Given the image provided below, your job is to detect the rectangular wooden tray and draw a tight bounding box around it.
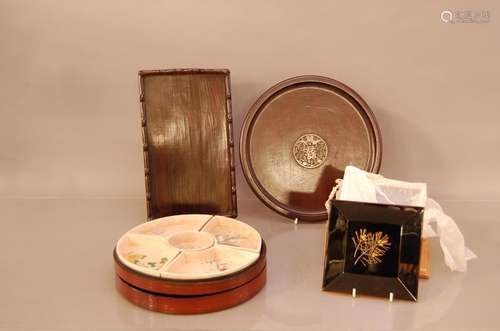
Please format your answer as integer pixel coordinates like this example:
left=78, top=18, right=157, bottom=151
left=139, top=69, right=237, bottom=220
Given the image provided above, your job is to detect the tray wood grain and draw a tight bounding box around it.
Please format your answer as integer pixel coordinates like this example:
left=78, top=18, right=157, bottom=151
left=139, top=69, right=237, bottom=220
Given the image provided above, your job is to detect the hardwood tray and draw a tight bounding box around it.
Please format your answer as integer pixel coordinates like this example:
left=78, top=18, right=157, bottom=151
left=240, top=76, right=382, bottom=221
left=139, top=69, right=237, bottom=220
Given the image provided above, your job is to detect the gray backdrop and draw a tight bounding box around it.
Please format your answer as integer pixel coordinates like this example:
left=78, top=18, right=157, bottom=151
left=1, top=0, right=498, bottom=202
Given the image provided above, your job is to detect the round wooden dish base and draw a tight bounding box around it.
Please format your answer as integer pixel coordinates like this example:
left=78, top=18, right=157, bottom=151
left=115, top=264, right=267, bottom=314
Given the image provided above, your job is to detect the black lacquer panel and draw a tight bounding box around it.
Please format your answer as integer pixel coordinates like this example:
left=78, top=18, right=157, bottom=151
left=322, top=199, right=423, bottom=301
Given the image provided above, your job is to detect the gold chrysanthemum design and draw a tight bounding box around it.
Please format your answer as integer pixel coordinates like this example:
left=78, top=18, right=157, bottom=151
left=352, top=229, right=391, bottom=266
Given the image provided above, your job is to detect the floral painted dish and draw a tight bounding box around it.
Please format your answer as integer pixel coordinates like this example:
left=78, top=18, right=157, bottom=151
left=116, top=214, right=262, bottom=280
left=118, top=234, right=179, bottom=277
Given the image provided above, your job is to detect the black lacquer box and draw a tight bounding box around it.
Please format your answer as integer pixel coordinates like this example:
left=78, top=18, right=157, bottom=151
left=322, top=199, right=424, bottom=301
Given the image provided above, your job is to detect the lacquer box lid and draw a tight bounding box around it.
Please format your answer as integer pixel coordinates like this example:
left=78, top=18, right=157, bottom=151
left=240, top=75, right=382, bottom=221
left=323, top=199, right=424, bottom=301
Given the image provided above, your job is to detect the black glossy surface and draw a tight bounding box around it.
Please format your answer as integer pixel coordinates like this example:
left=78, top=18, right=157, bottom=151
left=323, top=199, right=423, bottom=301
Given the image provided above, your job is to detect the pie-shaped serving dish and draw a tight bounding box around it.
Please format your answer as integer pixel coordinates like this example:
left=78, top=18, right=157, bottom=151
left=240, top=76, right=382, bottom=221
left=114, top=214, right=266, bottom=314
left=116, top=214, right=262, bottom=280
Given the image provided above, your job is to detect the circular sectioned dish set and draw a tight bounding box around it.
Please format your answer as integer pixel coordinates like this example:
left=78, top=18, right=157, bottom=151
left=114, top=214, right=266, bottom=314
left=114, top=75, right=382, bottom=314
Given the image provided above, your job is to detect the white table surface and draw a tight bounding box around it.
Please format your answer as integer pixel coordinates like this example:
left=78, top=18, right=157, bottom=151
left=0, top=198, right=496, bottom=331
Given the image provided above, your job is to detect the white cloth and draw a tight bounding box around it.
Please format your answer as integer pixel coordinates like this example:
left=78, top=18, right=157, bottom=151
left=326, top=166, right=476, bottom=272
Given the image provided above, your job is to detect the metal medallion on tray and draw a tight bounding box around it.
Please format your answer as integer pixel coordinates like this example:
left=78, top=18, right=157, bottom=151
left=293, top=133, right=328, bottom=169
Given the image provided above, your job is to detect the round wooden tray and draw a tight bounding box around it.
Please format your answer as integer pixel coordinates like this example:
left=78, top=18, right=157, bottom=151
left=240, top=75, right=382, bottom=221
left=115, top=264, right=267, bottom=314
left=113, top=242, right=267, bottom=296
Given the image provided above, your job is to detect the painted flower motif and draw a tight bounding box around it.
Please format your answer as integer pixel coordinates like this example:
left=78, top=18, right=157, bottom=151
left=215, top=234, right=246, bottom=247
left=206, top=259, right=231, bottom=272
left=125, top=252, right=169, bottom=269
left=126, top=252, right=146, bottom=264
